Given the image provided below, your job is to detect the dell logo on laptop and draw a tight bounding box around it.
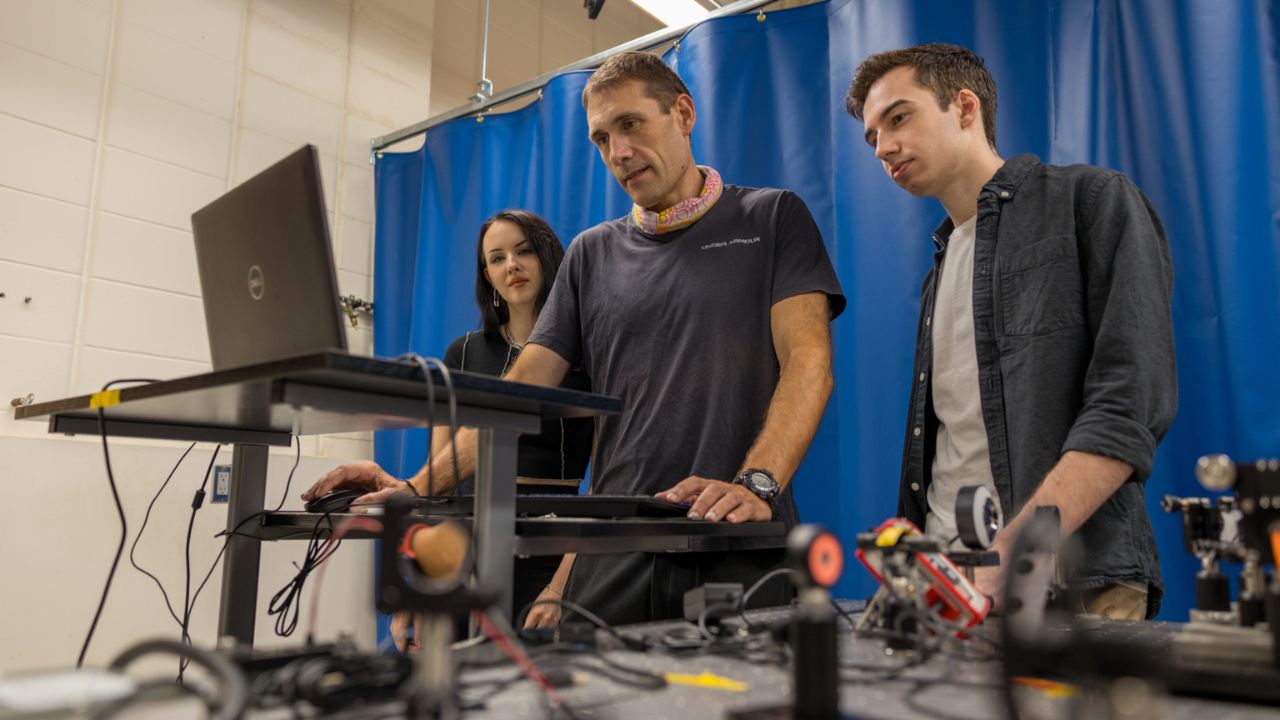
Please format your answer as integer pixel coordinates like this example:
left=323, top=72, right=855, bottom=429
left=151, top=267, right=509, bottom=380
left=248, top=265, right=265, bottom=300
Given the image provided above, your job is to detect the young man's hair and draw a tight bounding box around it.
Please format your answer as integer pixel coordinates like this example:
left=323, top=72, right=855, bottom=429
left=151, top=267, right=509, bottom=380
left=581, top=50, right=691, bottom=111
left=846, top=43, right=998, bottom=149
left=475, top=209, right=565, bottom=338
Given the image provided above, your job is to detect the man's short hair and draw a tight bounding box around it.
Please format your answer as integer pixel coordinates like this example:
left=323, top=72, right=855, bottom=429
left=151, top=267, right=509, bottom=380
left=846, top=43, right=998, bottom=149
left=582, top=50, right=691, bottom=111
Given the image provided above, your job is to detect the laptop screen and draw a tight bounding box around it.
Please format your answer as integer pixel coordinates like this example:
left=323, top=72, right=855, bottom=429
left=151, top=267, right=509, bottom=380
left=190, top=145, right=347, bottom=371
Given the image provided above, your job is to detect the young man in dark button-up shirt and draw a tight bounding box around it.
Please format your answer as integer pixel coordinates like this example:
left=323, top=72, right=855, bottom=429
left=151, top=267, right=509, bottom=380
left=845, top=44, right=1176, bottom=619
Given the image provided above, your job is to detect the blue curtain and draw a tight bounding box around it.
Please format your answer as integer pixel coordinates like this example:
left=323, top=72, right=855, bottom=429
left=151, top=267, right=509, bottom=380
left=374, top=0, right=1280, bottom=620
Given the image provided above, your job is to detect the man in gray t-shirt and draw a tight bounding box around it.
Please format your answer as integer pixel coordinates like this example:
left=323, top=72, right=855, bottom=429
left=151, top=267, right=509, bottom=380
left=304, top=51, right=844, bottom=626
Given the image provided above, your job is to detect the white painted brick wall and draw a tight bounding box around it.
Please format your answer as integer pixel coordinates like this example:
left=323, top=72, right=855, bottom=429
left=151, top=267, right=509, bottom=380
left=0, top=114, right=96, bottom=205
left=113, top=21, right=239, bottom=119
left=0, top=260, right=82, bottom=343
left=0, top=188, right=89, bottom=274
left=92, top=213, right=201, bottom=297
left=0, top=0, right=112, bottom=74
left=105, top=83, right=233, bottom=178
left=0, top=42, right=104, bottom=139
left=97, top=147, right=228, bottom=231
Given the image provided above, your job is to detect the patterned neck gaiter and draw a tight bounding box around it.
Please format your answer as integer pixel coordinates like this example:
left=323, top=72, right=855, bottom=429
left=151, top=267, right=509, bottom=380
left=630, top=166, right=723, bottom=234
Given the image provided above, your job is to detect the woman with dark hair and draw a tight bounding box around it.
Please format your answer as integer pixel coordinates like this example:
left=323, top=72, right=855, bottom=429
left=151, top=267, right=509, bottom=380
left=394, top=210, right=592, bottom=649
left=440, top=209, right=592, bottom=492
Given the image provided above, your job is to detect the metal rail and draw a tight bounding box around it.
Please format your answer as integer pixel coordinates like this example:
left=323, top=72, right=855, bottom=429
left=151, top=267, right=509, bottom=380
left=370, top=0, right=778, bottom=152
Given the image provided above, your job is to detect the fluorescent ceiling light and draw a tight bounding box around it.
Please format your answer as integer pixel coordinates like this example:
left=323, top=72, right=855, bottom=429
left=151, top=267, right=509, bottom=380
left=630, top=0, right=710, bottom=28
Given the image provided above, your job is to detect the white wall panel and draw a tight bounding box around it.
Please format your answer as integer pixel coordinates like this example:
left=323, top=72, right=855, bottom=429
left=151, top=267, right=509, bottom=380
left=0, top=437, right=374, bottom=671
left=106, top=84, right=233, bottom=178
left=359, top=0, right=434, bottom=30
left=0, top=43, right=103, bottom=139
left=252, top=0, right=352, bottom=54
left=82, top=279, right=211, bottom=363
left=338, top=162, right=374, bottom=224
left=337, top=269, right=372, bottom=302
left=240, top=72, right=343, bottom=159
left=245, top=16, right=348, bottom=106
left=232, top=128, right=339, bottom=211
left=0, top=187, right=88, bottom=274
left=0, top=260, right=81, bottom=343
left=350, top=2, right=432, bottom=91
left=118, top=0, right=246, bottom=61
left=113, top=22, right=238, bottom=119
left=342, top=112, right=394, bottom=166
left=347, top=60, right=431, bottom=130
left=97, top=147, right=226, bottom=231
left=539, top=16, right=585, bottom=74
left=74, top=346, right=210, bottom=395
left=338, top=216, right=372, bottom=276
left=0, top=0, right=111, bottom=74
left=0, top=114, right=95, bottom=205
left=0, top=336, right=71, bottom=438
left=92, top=212, right=201, bottom=297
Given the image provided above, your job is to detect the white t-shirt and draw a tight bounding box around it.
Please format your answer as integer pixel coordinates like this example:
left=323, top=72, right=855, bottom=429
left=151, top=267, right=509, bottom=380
left=926, top=215, right=1002, bottom=543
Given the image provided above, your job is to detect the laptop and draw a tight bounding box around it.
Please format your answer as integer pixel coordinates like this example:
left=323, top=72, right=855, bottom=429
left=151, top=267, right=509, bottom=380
left=190, top=145, right=347, bottom=371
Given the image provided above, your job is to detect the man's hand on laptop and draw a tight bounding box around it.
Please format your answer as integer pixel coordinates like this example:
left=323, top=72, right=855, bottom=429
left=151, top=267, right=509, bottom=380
left=658, top=477, right=772, bottom=523
left=302, top=460, right=411, bottom=505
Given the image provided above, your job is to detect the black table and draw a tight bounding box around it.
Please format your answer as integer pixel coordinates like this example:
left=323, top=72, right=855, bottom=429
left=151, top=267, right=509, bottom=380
left=16, top=351, right=785, bottom=646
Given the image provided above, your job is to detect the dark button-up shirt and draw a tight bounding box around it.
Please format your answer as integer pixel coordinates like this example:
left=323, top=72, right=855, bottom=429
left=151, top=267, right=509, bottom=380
left=898, top=154, right=1177, bottom=616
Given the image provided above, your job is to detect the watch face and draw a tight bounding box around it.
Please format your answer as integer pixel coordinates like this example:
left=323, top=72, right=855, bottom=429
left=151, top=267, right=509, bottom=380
left=747, top=471, right=777, bottom=496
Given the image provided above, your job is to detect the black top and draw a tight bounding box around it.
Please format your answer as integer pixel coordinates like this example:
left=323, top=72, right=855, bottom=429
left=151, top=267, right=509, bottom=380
left=899, top=154, right=1175, bottom=616
left=444, top=330, right=594, bottom=493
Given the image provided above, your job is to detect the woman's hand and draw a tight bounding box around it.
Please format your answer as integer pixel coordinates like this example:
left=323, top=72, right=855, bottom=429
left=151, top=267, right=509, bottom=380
left=391, top=611, right=423, bottom=652
left=523, top=584, right=564, bottom=629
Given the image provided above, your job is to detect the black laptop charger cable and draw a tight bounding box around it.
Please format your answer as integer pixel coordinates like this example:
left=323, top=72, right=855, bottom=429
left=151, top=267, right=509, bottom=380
left=178, top=445, right=222, bottom=680
left=185, top=435, right=301, bottom=643
left=398, top=353, right=460, bottom=499
left=77, top=378, right=161, bottom=669
left=130, top=441, right=199, bottom=628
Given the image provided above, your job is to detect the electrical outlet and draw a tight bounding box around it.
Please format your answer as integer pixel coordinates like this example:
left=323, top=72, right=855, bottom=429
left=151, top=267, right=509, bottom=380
left=212, top=464, right=231, bottom=503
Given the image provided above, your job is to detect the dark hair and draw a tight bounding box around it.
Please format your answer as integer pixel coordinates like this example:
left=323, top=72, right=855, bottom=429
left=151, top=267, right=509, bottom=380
left=582, top=50, right=691, bottom=111
left=846, top=43, right=998, bottom=149
left=475, top=209, right=565, bottom=338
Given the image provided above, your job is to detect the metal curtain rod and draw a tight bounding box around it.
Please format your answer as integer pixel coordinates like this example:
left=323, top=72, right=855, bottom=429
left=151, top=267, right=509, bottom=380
left=370, top=0, right=779, bottom=152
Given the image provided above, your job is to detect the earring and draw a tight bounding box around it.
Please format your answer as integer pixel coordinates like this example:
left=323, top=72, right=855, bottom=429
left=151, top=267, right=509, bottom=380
left=492, top=288, right=500, bottom=307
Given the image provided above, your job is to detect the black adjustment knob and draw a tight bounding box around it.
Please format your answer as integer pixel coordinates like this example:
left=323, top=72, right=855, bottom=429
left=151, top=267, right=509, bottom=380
left=1196, top=569, right=1231, bottom=612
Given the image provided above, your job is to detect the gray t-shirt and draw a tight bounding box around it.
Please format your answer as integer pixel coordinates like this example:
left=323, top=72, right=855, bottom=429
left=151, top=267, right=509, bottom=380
left=528, top=185, right=845, bottom=545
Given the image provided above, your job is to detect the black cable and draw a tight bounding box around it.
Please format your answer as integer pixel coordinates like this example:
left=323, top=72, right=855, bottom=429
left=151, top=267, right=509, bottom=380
left=178, top=445, right=222, bottom=680
left=88, top=678, right=209, bottom=720
left=531, top=644, right=667, bottom=690
left=77, top=377, right=161, bottom=669
left=399, top=354, right=461, bottom=498
left=830, top=599, right=858, bottom=627
left=186, top=436, right=302, bottom=636
left=517, top=598, right=643, bottom=650
left=739, top=567, right=795, bottom=631
left=129, top=442, right=198, bottom=627
left=98, top=637, right=248, bottom=720
left=268, top=511, right=344, bottom=638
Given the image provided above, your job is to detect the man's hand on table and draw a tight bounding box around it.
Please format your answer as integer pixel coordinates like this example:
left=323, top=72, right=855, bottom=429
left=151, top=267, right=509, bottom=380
left=301, top=460, right=412, bottom=505
left=658, top=476, right=773, bottom=523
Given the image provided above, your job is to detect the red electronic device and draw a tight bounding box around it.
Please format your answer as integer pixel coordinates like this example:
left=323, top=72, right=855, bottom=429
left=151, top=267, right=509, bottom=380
left=854, top=518, right=990, bottom=630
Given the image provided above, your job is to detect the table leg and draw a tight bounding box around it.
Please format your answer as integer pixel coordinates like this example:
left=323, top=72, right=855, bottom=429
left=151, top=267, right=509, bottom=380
left=217, top=443, right=269, bottom=647
left=474, top=428, right=517, bottom=619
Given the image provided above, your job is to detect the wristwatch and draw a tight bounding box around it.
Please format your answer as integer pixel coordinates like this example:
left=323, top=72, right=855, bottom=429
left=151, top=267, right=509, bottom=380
left=733, top=468, right=781, bottom=507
